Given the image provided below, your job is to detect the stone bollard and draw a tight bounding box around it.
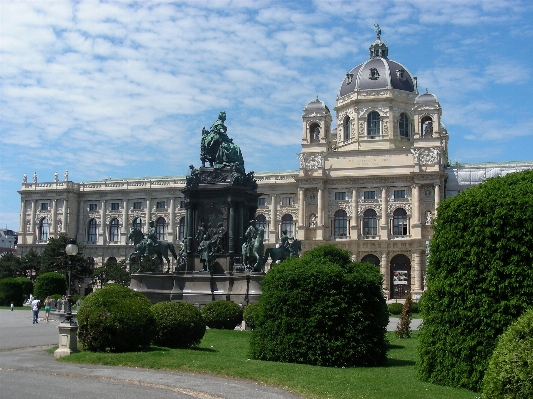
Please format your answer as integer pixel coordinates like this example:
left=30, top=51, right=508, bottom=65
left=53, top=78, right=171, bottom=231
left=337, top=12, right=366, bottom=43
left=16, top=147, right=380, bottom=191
left=54, top=322, right=78, bottom=358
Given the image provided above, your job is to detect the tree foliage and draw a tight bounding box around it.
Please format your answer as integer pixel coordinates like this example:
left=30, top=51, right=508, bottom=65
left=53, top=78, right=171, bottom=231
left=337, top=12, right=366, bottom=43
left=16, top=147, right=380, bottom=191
left=0, top=252, right=22, bottom=279
left=0, top=278, right=25, bottom=306
left=151, top=301, right=205, bottom=348
left=92, top=258, right=130, bottom=288
left=482, top=307, right=533, bottom=398
left=417, top=170, right=533, bottom=391
left=34, top=272, right=67, bottom=299
left=20, top=249, right=41, bottom=281
left=39, top=234, right=88, bottom=281
left=201, top=300, right=243, bottom=330
left=395, top=291, right=413, bottom=338
left=250, top=245, right=388, bottom=367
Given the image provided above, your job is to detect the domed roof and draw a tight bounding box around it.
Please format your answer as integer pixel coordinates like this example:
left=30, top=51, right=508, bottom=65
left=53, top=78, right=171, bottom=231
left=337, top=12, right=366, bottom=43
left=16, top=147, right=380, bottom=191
left=304, top=96, right=330, bottom=113
left=338, top=36, right=416, bottom=97
left=415, top=89, right=438, bottom=103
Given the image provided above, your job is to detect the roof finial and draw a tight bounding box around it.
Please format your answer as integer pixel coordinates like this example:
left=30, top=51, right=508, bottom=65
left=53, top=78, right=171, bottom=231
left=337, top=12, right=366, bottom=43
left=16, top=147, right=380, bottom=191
left=374, top=22, right=381, bottom=40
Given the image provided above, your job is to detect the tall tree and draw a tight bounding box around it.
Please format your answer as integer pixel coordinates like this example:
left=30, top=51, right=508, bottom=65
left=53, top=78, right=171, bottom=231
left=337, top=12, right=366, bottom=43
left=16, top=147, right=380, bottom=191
left=0, top=252, right=22, bottom=279
left=39, top=234, right=88, bottom=281
left=92, top=258, right=130, bottom=289
left=20, top=249, right=40, bottom=281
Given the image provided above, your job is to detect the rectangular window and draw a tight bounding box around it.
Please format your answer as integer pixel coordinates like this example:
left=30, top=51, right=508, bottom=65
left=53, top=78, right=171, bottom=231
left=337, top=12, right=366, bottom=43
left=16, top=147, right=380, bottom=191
left=89, top=203, right=98, bottom=212
left=394, top=190, right=406, bottom=199
left=258, top=198, right=266, bottom=206
left=363, top=191, right=376, bottom=200
left=111, top=202, right=119, bottom=211
left=156, top=201, right=165, bottom=209
left=133, top=202, right=142, bottom=210
left=281, top=197, right=293, bottom=206
left=40, top=203, right=49, bottom=211
left=335, top=192, right=346, bottom=201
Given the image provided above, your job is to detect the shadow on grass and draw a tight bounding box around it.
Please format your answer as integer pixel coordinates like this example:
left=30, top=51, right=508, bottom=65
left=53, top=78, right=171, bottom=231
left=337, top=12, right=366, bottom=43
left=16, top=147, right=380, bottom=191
left=144, top=346, right=218, bottom=353
left=384, top=357, right=416, bottom=367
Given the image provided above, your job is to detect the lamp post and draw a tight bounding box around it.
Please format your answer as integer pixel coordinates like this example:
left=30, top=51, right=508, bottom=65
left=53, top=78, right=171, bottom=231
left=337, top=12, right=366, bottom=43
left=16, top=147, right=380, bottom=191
left=64, top=239, right=78, bottom=325
left=55, top=238, right=79, bottom=358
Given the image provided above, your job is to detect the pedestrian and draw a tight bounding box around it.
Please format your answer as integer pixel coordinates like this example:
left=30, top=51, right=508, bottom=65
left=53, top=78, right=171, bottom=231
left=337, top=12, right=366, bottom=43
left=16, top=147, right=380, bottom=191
left=10, top=301, right=14, bottom=311
left=44, top=296, right=52, bottom=322
left=31, top=296, right=40, bottom=324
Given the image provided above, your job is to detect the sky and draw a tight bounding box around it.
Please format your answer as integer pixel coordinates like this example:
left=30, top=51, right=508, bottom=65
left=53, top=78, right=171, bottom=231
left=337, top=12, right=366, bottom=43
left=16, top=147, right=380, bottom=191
left=1, top=0, right=532, bottom=232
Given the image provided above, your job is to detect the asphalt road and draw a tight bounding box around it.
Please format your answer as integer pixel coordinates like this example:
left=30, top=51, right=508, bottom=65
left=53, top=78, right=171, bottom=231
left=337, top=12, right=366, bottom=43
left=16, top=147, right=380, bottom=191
left=0, top=309, right=421, bottom=399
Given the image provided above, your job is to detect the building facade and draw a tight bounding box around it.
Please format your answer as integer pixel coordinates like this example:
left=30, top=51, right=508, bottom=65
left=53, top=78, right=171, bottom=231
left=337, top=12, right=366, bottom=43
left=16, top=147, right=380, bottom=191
left=17, top=36, right=533, bottom=299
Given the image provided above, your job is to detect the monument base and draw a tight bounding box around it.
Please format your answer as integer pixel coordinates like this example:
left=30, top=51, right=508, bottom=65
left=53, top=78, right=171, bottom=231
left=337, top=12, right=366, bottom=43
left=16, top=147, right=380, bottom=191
left=130, top=271, right=263, bottom=306
left=54, top=323, right=79, bottom=358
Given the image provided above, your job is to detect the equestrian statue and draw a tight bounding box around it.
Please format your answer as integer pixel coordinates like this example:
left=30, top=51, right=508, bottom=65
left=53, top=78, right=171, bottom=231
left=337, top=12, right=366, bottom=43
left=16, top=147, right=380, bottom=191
left=263, top=229, right=302, bottom=266
left=128, top=221, right=178, bottom=273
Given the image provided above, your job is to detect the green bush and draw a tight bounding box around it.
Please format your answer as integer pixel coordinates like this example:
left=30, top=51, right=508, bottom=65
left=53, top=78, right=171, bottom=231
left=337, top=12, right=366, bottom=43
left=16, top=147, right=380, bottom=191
left=482, top=308, right=533, bottom=398
left=0, top=278, right=24, bottom=306
left=77, top=284, right=154, bottom=352
left=151, top=301, right=206, bottom=348
left=249, top=245, right=389, bottom=367
left=243, top=302, right=260, bottom=330
left=201, top=300, right=243, bottom=330
left=411, top=301, right=419, bottom=314
left=34, top=272, right=66, bottom=299
left=15, top=277, right=33, bottom=299
left=388, top=303, right=403, bottom=315
left=418, top=170, right=533, bottom=391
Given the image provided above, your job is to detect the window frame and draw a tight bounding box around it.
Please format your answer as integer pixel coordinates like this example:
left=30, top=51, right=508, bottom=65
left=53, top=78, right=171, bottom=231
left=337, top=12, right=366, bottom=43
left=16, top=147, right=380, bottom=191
left=334, top=209, right=348, bottom=237
left=392, top=208, right=408, bottom=236
left=367, top=111, right=381, bottom=136
left=156, top=217, right=166, bottom=241
left=110, top=202, right=120, bottom=211
left=281, top=214, right=294, bottom=237
left=109, top=218, right=120, bottom=242
left=133, top=201, right=142, bottom=210
left=363, top=209, right=378, bottom=236
left=363, top=190, right=376, bottom=200
left=87, top=218, right=98, bottom=243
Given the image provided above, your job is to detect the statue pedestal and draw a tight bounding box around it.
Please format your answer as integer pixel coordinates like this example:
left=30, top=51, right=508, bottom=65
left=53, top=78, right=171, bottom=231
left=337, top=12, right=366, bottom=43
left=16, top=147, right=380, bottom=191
left=54, top=323, right=79, bottom=358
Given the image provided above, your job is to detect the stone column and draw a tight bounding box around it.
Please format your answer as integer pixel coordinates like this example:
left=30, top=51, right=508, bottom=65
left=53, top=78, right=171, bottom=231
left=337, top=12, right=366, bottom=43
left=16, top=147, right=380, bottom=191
left=145, top=199, right=151, bottom=228
left=381, top=252, right=390, bottom=299
left=270, top=194, right=277, bottom=243
left=30, top=200, right=36, bottom=243
left=317, top=187, right=324, bottom=240
left=411, top=184, right=421, bottom=239
left=122, top=199, right=128, bottom=243
left=434, top=183, right=441, bottom=214
left=51, top=199, right=57, bottom=237
left=169, top=198, right=175, bottom=243
left=413, top=251, right=423, bottom=292
left=62, top=198, right=68, bottom=233
left=380, top=187, right=388, bottom=239
left=297, top=187, right=305, bottom=240
left=350, top=188, right=358, bottom=238
left=19, top=200, right=26, bottom=244
left=100, top=200, right=106, bottom=245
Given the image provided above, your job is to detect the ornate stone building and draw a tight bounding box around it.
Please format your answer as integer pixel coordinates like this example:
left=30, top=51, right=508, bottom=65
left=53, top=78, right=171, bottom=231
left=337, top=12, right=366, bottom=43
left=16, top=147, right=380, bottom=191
left=17, top=35, right=533, bottom=299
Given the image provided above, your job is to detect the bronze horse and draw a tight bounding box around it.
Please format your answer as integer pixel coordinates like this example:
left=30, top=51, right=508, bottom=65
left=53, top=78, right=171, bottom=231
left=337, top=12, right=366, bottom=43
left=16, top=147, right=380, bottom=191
left=128, top=228, right=178, bottom=273
left=263, top=238, right=301, bottom=266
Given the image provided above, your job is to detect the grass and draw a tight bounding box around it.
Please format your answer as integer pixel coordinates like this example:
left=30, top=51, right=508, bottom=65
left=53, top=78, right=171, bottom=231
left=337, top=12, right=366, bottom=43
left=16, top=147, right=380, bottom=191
left=57, top=330, right=478, bottom=399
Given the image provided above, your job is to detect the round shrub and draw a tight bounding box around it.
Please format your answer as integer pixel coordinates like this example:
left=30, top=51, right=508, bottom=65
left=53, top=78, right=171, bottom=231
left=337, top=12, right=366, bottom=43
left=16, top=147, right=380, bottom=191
left=34, top=272, right=66, bottom=300
left=201, top=300, right=243, bottom=330
left=482, top=308, right=533, bottom=398
left=243, top=302, right=260, bottom=330
left=0, top=278, right=24, bottom=306
left=250, top=244, right=388, bottom=367
left=388, top=303, right=403, bottom=315
left=77, top=284, right=154, bottom=352
left=15, top=277, right=33, bottom=299
left=418, top=170, right=533, bottom=391
left=151, top=301, right=206, bottom=348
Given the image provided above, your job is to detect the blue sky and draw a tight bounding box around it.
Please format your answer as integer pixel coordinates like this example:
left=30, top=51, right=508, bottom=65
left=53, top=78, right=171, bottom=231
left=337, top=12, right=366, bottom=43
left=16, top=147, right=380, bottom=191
left=1, top=0, right=532, bottom=232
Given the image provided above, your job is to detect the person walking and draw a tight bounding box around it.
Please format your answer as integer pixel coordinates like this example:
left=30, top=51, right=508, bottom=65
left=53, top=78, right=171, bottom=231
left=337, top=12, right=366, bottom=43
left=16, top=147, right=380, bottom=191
left=10, top=301, right=14, bottom=311
left=31, top=296, right=40, bottom=324
left=44, top=296, right=52, bottom=322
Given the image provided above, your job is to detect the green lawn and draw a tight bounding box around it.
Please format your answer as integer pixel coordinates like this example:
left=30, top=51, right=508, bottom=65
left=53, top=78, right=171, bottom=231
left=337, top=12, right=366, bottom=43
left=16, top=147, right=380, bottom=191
left=58, top=330, right=477, bottom=399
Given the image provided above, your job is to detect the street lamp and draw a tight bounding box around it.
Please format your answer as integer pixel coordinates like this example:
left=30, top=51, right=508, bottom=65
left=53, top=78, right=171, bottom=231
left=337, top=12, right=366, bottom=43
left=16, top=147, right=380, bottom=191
left=64, top=239, right=78, bottom=325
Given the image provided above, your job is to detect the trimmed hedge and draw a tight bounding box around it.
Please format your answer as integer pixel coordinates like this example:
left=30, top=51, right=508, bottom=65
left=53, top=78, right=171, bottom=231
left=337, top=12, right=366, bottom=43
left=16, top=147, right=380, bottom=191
left=0, top=278, right=24, bottom=306
left=201, top=300, right=243, bottom=330
left=151, top=301, right=205, bottom=348
left=417, top=170, right=533, bottom=391
left=77, top=284, right=154, bottom=352
left=34, top=272, right=66, bottom=300
left=482, top=308, right=533, bottom=398
left=388, top=303, right=403, bottom=315
left=243, top=302, right=260, bottom=330
left=249, top=245, right=389, bottom=367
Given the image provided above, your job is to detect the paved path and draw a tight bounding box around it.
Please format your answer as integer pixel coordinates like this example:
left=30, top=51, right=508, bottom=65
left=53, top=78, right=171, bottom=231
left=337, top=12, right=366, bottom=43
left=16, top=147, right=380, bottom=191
left=0, top=309, right=422, bottom=399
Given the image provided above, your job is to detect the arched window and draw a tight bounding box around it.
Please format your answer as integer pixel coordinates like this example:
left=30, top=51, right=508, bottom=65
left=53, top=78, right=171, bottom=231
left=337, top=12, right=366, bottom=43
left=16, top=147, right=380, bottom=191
left=363, top=209, right=378, bottom=236
left=309, top=122, right=320, bottom=143
left=256, top=214, right=267, bottom=231
left=399, top=113, right=409, bottom=138
left=156, top=217, right=166, bottom=241
left=178, top=217, right=185, bottom=241
left=87, top=219, right=97, bottom=243
left=361, top=254, right=380, bottom=267
left=393, top=208, right=408, bottom=236
left=367, top=111, right=381, bottom=136
left=39, top=217, right=49, bottom=241
left=281, top=214, right=294, bottom=238
left=421, top=116, right=433, bottom=136
left=109, top=218, right=120, bottom=242
left=132, top=217, right=142, bottom=232
left=343, top=116, right=351, bottom=141
left=334, top=209, right=348, bottom=237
